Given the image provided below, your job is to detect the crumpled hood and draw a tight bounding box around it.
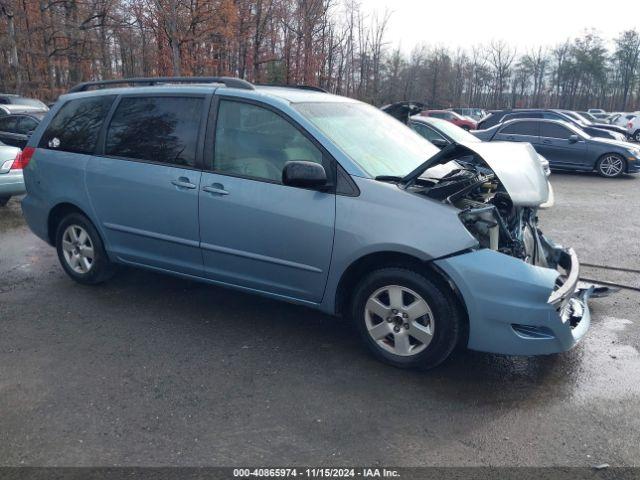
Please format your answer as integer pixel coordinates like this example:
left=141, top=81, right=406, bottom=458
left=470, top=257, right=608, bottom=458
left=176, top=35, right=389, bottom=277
left=458, top=141, right=549, bottom=207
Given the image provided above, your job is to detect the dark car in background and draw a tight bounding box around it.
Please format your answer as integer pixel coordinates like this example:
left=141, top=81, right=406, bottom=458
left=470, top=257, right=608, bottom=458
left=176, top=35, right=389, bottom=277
left=419, top=110, right=477, bottom=130
left=473, top=118, right=640, bottom=177
left=478, top=109, right=627, bottom=141
left=0, top=112, right=46, bottom=149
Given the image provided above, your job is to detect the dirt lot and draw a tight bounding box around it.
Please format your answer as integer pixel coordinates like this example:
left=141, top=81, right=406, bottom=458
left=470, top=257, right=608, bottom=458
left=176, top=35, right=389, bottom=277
left=1, top=172, right=639, bottom=467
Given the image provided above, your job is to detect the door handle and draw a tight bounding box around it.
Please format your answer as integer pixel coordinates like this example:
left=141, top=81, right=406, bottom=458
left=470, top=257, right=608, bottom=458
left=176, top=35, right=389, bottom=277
left=171, top=177, right=196, bottom=189
left=202, top=184, right=229, bottom=195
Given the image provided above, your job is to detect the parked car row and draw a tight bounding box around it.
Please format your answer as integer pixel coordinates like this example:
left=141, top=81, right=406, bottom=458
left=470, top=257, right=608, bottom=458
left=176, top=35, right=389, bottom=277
left=0, top=94, right=48, bottom=205
left=382, top=100, right=639, bottom=178
left=478, top=109, right=628, bottom=141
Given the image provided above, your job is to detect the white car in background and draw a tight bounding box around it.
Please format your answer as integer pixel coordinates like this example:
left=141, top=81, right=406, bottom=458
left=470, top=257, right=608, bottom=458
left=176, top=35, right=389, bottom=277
left=610, top=112, right=637, bottom=128
left=0, top=141, right=24, bottom=207
left=627, top=116, right=640, bottom=142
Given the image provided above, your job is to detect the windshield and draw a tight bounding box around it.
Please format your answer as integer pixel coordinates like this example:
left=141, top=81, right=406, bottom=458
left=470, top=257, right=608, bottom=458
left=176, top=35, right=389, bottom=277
left=422, top=118, right=481, bottom=143
left=295, top=101, right=439, bottom=177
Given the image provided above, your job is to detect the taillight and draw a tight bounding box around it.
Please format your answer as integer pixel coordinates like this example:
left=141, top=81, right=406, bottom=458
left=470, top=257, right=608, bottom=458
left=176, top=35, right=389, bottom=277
left=628, top=122, right=633, bottom=129
left=11, top=147, right=35, bottom=170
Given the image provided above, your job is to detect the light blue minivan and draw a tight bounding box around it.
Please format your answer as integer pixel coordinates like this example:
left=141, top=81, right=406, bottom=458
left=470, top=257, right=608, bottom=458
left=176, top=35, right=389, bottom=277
left=21, top=77, right=591, bottom=369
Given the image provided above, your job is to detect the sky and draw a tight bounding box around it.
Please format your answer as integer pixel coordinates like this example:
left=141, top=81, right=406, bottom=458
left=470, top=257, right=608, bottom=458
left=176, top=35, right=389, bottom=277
left=361, top=0, right=638, bottom=53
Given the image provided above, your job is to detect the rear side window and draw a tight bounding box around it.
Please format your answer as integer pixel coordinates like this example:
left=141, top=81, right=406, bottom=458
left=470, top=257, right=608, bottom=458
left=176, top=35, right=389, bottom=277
left=499, top=121, right=539, bottom=136
left=106, top=96, right=202, bottom=167
left=541, top=123, right=572, bottom=139
left=17, top=117, right=39, bottom=134
left=412, top=123, right=446, bottom=142
left=40, top=95, right=115, bottom=154
left=0, top=116, right=18, bottom=132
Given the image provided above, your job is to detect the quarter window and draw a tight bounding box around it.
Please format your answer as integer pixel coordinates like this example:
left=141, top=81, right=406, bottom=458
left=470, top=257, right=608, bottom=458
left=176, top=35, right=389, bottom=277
left=213, top=100, right=323, bottom=183
left=106, top=96, right=202, bottom=167
left=40, top=96, right=115, bottom=154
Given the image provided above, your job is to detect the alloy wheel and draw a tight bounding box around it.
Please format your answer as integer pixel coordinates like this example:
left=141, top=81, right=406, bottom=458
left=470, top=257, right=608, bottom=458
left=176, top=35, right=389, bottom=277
left=61, top=224, right=95, bottom=274
left=599, top=155, right=624, bottom=177
left=364, top=285, right=434, bottom=356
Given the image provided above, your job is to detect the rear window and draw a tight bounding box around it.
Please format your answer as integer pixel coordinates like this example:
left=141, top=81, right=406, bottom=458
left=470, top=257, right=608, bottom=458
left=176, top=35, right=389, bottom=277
left=40, top=96, right=116, bottom=154
left=105, top=96, right=202, bottom=167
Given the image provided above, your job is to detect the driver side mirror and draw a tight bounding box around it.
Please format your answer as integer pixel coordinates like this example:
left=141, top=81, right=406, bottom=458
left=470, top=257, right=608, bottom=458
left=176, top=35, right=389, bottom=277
left=568, top=134, right=580, bottom=144
left=431, top=138, right=449, bottom=149
left=282, top=161, right=328, bottom=189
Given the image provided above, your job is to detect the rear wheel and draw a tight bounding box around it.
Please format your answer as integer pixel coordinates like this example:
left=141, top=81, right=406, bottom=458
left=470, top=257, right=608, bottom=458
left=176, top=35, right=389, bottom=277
left=596, top=154, right=626, bottom=177
left=55, top=212, right=116, bottom=285
left=0, top=196, right=10, bottom=207
left=350, top=267, right=462, bottom=370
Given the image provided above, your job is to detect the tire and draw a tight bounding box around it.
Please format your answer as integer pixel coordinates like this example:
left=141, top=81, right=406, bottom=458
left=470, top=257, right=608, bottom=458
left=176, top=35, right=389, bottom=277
left=596, top=153, right=626, bottom=178
left=55, top=212, right=116, bottom=285
left=0, top=196, right=10, bottom=207
left=461, top=125, right=470, bottom=131
left=350, top=267, right=462, bottom=370
left=634, top=130, right=640, bottom=143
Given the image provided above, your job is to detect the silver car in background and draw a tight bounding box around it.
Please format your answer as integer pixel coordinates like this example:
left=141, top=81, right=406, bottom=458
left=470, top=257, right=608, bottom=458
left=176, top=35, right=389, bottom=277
left=0, top=141, right=24, bottom=207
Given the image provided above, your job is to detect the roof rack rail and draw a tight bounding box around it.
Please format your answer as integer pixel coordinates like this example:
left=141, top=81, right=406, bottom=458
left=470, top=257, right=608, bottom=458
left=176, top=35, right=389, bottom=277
left=68, top=76, right=255, bottom=93
left=255, top=83, right=328, bottom=93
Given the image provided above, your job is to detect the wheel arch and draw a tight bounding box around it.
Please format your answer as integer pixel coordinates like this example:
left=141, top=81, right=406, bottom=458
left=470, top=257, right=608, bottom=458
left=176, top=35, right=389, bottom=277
left=47, top=202, right=91, bottom=245
left=335, top=251, right=467, bottom=326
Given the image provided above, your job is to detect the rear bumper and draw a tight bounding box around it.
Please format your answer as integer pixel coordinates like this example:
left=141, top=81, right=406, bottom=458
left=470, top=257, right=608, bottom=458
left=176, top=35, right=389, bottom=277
left=435, top=247, right=590, bottom=355
left=0, top=170, right=25, bottom=197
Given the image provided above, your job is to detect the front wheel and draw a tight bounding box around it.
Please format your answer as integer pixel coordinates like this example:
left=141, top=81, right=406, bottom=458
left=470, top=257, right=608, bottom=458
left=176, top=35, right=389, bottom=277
left=596, top=154, right=626, bottom=178
left=55, top=212, right=116, bottom=285
left=350, top=267, right=463, bottom=370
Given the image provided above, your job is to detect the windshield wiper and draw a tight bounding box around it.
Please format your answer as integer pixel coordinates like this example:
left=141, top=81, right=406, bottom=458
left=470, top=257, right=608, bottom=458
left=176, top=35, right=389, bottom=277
left=375, top=175, right=403, bottom=182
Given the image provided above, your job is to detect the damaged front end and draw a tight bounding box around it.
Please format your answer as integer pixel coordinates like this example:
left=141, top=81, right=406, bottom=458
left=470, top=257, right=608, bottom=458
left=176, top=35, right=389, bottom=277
left=404, top=141, right=591, bottom=354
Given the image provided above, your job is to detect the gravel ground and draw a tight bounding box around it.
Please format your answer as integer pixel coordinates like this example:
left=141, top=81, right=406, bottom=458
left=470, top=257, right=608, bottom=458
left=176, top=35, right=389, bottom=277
left=0, top=172, right=639, bottom=467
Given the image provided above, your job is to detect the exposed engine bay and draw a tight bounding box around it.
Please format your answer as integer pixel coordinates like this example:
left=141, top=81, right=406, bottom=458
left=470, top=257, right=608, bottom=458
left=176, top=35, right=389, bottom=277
left=411, top=165, right=551, bottom=267
left=399, top=141, right=559, bottom=269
